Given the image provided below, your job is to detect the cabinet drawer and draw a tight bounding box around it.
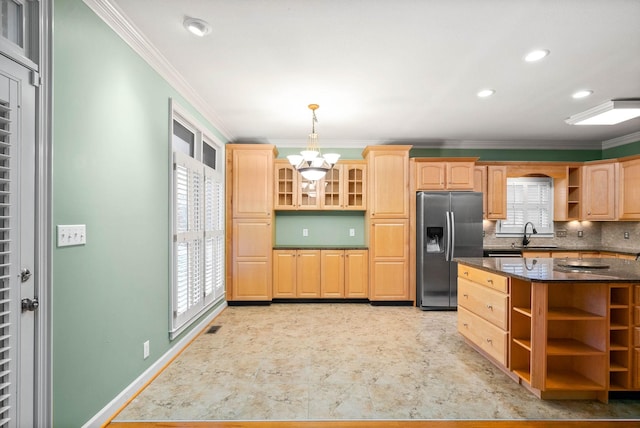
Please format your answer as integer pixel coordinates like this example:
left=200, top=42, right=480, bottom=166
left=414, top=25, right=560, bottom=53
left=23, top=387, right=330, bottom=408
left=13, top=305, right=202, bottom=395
left=458, top=306, right=508, bottom=366
left=458, top=265, right=508, bottom=293
left=458, top=278, right=508, bottom=330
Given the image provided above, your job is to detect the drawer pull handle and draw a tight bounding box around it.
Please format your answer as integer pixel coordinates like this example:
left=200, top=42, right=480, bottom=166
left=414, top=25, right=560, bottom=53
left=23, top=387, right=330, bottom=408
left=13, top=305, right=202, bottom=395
left=486, top=304, right=493, bottom=310
left=463, top=323, right=468, bottom=327
left=463, top=271, right=469, bottom=276
left=463, top=294, right=468, bottom=298
left=486, top=338, right=493, bottom=344
left=486, top=278, right=493, bottom=284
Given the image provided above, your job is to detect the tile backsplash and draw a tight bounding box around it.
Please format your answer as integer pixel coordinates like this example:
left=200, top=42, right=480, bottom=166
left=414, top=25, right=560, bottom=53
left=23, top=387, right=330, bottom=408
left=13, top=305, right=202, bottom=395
left=601, top=221, right=640, bottom=250
left=483, top=221, right=639, bottom=251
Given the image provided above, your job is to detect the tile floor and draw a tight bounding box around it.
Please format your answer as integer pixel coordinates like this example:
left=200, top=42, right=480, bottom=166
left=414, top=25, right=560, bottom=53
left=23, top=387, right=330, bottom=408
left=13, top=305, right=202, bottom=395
left=115, top=303, right=640, bottom=421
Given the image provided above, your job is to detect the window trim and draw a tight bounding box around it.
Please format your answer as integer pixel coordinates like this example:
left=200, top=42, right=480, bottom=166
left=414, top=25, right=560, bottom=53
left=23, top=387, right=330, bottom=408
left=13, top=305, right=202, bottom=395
left=169, top=99, right=225, bottom=340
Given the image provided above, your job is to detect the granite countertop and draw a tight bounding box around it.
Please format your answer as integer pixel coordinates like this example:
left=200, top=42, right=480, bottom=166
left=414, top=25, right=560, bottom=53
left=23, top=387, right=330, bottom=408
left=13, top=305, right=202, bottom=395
left=273, top=245, right=368, bottom=250
left=482, top=245, right=640, bottom=256
left=456, top=257, right=640, bottom=282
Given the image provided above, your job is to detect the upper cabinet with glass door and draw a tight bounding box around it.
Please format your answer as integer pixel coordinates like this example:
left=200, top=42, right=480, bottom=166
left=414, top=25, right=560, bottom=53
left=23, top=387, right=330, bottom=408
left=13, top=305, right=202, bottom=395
left=274, top=159, right=366, bottom=211
left=322, top=161, right=367, bottom=210
left=274, top=160, right=320, bottom=210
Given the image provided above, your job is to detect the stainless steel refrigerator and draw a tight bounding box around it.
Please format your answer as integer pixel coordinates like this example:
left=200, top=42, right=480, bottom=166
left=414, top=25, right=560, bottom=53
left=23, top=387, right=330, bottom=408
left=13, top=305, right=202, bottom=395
left=417, top=192, right=483, bottom=310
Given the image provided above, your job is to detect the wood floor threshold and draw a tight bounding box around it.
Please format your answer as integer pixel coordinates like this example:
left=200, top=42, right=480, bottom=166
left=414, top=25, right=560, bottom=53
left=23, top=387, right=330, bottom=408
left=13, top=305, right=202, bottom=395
left=107, top=420, right=640, bottom=428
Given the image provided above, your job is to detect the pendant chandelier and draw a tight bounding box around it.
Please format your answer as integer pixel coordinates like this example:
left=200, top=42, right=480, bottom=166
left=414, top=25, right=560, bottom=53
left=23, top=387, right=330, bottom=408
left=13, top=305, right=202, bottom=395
left=286, top=104, right=340, bottom=181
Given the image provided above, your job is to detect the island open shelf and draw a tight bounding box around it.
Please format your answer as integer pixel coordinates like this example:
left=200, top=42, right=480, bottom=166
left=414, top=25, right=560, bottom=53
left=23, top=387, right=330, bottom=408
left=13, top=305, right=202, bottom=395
left=456, top=257, right=640, bottom=403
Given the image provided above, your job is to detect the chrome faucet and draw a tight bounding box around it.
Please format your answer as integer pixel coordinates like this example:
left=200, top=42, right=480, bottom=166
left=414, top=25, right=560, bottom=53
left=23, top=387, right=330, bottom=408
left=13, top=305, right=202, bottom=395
left=522, top=222, right=538, bottom=247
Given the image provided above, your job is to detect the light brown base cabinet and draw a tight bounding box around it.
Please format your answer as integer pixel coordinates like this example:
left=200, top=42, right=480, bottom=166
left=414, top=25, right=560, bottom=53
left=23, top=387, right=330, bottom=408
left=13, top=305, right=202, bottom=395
left=272, top=249, right=368, bottom=299
left=458, top=265, right=509, bottom=365
left=634, top=285, right=640, bottom=389
left=369, top=219, right=409, bottom=300
left=458, top=263, right=640, bottom=402
left=231, top=219, right=273, bottom=301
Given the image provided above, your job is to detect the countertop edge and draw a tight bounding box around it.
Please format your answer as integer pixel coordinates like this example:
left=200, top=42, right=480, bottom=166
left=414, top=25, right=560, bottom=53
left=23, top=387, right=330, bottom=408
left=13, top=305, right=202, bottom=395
left=482, top=246, right=639, bottom=256
left=273, top=246, right=368, bottom=250
left=456, top=257, right=640, bottom=283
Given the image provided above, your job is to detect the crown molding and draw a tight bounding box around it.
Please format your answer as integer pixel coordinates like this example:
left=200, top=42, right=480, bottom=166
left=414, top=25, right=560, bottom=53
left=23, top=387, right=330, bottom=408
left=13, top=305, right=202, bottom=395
left=82, top=0, right=234, bottom=141
left=601, top=131, right=640, bottom=150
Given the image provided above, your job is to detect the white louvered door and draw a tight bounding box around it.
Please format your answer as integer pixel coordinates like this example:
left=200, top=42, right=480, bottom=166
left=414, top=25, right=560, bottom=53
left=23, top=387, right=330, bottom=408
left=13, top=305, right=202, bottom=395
left=0, top=54, right=37, bottom=427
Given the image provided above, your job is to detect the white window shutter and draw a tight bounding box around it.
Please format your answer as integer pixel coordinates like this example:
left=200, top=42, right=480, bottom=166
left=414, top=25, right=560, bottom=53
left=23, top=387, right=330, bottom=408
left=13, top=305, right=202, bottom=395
left=498, top=177, right=554, bottom=236
left=171, top=150, right=225, bottom=337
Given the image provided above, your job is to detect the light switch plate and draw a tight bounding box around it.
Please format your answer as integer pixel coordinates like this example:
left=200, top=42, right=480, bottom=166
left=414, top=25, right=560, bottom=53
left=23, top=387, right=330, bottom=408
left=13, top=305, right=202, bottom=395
left=57, top=224, right=87, bottom=247
left=302, top=228, right=309, bottom=237
left=349, top=228, right=355, bottom=237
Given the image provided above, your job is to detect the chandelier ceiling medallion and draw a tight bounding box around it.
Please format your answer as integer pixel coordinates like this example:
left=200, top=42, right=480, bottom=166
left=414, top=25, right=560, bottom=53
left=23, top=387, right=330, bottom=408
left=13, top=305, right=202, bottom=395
left=287, top=104, right=340, bottom=181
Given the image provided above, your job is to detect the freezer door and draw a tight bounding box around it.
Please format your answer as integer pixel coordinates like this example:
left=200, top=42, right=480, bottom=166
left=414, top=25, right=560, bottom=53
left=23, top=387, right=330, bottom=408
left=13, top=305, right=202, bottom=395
left=417, top=192, right=451, bottom=308
left=449, top=192, right=484, bottom=306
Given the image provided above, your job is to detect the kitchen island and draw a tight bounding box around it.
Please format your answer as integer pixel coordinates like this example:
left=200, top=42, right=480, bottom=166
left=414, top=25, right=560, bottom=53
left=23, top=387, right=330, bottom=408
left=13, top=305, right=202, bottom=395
left=455, top=256, right=640, bottom=402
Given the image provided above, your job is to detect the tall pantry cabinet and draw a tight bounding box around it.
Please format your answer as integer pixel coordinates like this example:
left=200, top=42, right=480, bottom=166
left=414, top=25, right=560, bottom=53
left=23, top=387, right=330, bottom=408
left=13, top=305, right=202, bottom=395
left=226, top=144, right=276, bottom=301
left=364, top=146, right=411, bottom=301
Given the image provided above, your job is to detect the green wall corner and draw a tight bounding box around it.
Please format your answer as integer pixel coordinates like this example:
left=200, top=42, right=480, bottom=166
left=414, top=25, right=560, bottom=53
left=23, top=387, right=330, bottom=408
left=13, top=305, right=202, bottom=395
left=53, top=0, right=225, bottom=425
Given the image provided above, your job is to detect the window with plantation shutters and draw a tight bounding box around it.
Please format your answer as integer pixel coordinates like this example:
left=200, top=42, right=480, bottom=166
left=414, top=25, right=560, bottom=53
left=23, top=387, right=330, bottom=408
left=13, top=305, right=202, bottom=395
left=170, top=102, right=225, bottom=339
left=497, top=177, right=554, bottom=236
left=0, top=97, right=15, bottom=426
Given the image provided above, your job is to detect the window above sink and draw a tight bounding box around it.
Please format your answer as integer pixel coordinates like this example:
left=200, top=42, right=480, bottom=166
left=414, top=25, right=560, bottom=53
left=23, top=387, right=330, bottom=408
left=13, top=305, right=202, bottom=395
left=496, top=177, right=554, bottom=238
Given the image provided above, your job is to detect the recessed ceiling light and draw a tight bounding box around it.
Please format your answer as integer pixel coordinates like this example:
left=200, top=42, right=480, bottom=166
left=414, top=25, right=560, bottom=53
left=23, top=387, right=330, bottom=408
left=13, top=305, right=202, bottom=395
left=184, top=17, right=211, bottom=37
left=477, top=89, right=495, bottom=98
left=572, top=90, right=593, bottom=99
left=524, top=49, right=550, bottom=62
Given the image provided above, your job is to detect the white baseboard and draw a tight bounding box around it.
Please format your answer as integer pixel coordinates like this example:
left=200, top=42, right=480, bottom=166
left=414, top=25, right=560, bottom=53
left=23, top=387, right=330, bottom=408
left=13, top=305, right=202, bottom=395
left=82, top=301, right=227, bottom=427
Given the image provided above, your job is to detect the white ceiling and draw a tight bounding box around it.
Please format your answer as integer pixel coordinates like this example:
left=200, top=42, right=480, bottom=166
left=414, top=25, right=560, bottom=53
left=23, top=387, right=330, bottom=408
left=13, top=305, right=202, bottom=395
left=104, top=0, right=640, bottom=149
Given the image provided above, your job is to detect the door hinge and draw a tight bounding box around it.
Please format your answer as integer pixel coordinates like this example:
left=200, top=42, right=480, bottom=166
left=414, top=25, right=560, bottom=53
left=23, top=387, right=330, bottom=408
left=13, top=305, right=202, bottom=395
left=30, top=71, right=41, bottom=87
left=22, top=298, right=39, bottom=312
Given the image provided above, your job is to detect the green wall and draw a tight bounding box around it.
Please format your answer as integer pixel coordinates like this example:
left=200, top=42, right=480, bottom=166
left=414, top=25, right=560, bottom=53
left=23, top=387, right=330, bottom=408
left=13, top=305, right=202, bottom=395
left=276, top=147, right=364, bottom=160
left=276, top=144, right=640, bottom=163
left=602, top=140, right=640, bottom=159
left=409, top=147, right=603, bottom=161
left=275, top=212, right=366, bottom=246
left=52, top=1, right=227, bottom=425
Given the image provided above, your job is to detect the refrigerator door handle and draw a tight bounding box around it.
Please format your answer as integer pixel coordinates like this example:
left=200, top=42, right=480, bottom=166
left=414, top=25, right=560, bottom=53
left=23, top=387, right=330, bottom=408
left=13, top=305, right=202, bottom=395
left=445, top=211, right=451, bottom=261
left=450, top=211, right=456, bottom=260
left=424, top=227, right=427, bottom=252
